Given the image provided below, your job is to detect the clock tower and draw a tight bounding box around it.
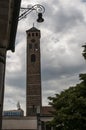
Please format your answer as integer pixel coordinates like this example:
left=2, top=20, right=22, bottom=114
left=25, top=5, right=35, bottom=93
left=26, top=27, right=41, bottom=116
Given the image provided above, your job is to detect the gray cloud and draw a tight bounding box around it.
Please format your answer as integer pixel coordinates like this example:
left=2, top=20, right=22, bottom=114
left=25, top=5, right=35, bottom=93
left=81, top=0, right=86, bottom=2
left=5, top=74, right=26, bottom=89
left=55, top=8, right=84, bottom=32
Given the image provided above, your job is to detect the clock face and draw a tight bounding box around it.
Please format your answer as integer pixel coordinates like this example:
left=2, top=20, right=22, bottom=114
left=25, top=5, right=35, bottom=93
left=31, top=39, right=35, bottom=42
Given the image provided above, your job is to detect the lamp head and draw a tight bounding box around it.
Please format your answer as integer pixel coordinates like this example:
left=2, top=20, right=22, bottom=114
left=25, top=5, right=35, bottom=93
left=37, top=13, right=44, bottom=23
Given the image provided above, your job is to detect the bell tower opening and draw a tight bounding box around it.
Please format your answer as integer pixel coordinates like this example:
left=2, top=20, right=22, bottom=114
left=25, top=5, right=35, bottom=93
left=31, top=54, right=36, bottom=62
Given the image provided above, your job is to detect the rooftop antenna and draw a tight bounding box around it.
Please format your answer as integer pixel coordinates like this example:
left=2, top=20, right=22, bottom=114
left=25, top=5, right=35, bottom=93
left=33, top=23, right=34, bottom=27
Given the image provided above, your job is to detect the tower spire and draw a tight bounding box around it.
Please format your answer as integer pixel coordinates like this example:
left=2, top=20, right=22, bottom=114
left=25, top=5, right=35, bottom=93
left=33, top=23, right=34, bottom=27
left=17, top=101, right=21, bottom=110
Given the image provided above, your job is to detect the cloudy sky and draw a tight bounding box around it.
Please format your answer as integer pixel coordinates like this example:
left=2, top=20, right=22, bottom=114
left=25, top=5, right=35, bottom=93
left=4, top=0, right=86, bottom=114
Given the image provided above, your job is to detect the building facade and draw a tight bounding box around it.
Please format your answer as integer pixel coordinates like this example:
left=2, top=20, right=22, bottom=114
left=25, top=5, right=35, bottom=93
left=26, top=27, right=42, bottom=116
left=0, top=0, right=21, bottom=129
left=3, top=109, right=24, bottom=117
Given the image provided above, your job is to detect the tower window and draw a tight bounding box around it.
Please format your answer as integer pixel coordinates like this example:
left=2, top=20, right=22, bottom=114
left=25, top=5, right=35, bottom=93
left=35, top=44, right=38, bottom=49
left=31, top=54, right=36, bottom=62
left=28, top=33, right=31, bottom=37
left=36, top=33, right=38, bottom=36
left=32, top=33, right=34, bottom=36
left=31, top=39, right=35, bottom=42
left=29, top=44, right=32, bottom=49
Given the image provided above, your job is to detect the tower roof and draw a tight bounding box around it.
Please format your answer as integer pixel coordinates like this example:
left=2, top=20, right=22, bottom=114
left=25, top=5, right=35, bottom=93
left=26, top=27, right=40, bottom=33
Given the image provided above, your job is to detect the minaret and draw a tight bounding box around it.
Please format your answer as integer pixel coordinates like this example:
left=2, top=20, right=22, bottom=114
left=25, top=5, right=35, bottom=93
left=26, top=27, right=41, bottom=116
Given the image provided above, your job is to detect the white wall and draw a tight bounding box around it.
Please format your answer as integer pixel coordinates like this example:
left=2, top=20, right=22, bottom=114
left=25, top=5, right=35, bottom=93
left=2, top=117, right=37, bottom=130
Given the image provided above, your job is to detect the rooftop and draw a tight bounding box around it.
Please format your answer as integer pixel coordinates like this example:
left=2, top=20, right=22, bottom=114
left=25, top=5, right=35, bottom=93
left=26, top=27, right=40, bottom=33
left=41, top=106, right=54, bottom=116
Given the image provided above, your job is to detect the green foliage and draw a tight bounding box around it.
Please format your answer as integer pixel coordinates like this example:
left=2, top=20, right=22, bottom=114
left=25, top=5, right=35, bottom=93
left=48, top=45, right=86, bottom=130
left=48, top=84, right=86, bottom=129
left=82, top=44, right=86, bottom=60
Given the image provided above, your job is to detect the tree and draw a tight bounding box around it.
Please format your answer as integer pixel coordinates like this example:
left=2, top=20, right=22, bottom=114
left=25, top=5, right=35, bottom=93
left=82, top=44, right=86, bottom=60
left=48, top=44, right=86, bottom=130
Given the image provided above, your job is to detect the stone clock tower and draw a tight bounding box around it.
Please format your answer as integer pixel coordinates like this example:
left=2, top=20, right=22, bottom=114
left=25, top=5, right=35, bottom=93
left=26, top=27, right=41, bottom=116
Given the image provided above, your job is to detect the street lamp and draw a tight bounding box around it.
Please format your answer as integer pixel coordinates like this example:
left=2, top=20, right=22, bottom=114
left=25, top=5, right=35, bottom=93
left=19, top=4, right=45, bottom=22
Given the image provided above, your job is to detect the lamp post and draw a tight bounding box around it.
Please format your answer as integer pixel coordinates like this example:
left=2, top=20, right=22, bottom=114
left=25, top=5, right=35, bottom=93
left=37, top=106, right=41, bottom=130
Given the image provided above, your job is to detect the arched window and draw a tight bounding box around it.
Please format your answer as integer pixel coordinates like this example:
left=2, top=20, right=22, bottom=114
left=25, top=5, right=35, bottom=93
left=28, top=33, right=30, bottom=37
left=35, top=44, right=38, bottom=49
left=29, top=44, right=32, bottom=49
left=32, top=33, right=34, bottom=36
left=36, top=33, right=38, bottom=36
left=31, top=54, right=36, bottom=62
